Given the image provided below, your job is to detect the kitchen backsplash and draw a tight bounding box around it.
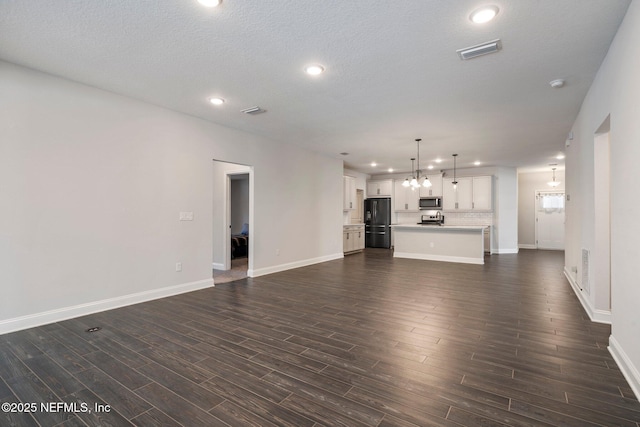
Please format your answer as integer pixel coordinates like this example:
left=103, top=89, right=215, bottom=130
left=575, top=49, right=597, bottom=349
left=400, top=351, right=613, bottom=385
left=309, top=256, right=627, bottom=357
left=396, top=211, right=494, bottom=226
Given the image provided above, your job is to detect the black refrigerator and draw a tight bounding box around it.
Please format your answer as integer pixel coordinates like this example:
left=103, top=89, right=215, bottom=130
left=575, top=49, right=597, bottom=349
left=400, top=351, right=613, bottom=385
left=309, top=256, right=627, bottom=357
left=364, top=198, right=391, bottom=248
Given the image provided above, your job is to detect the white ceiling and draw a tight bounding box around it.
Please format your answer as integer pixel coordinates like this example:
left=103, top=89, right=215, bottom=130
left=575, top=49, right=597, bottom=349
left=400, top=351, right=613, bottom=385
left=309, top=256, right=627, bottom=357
left=0, top=0, right=630, bottom=174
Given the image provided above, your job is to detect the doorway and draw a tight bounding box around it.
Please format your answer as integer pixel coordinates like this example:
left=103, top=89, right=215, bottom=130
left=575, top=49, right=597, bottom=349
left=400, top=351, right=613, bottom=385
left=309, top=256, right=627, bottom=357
left=212, top=160, right=252, bottom=284
left=535, top=191, right=565, bottom=250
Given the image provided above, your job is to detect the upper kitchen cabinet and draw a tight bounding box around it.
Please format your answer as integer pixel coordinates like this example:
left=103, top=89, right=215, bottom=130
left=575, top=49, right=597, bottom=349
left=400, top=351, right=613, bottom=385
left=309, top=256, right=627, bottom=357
left=367, top=179, right=393, bottom=198
left=471, top=176, right=492, bottom=210
left=394, top=180, right=419, bottom=212
left=443, top=176, right=492, bottom=211
left=418, top=173, right=443, bottom=197
left=343, top=175, right=356, bottom=211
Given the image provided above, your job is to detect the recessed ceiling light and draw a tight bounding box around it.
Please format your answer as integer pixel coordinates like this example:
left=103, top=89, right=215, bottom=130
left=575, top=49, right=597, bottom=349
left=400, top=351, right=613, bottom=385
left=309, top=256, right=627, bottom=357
left=371, top=162, right=377, bottom=167
left=556, top=154, right=565, bottom=160
left=427, top=165, right=434, bottom=170
left=198, top=0, right=221, bottom=7
left=388, top=168, right=394, bottom=173
left=550, top=79, right=565, bottom=88
left=435, top=158, right=442, bottom=164
left=470, top=6, right=499, bottom=24
left=474, top=161, right=481, bottom=166
left=209, top=97, right=225, bottom=105
left=305, top=64, right=325, bottom=76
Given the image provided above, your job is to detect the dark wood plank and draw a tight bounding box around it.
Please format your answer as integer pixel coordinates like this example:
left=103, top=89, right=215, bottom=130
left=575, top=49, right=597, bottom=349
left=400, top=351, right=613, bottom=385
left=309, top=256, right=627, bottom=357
left=0, top=346, right=33, bottom=380
left=23, top=354, right=84, bottom=397
left=131, top=408, right=182, bottom=427
left=135, top=381, right=230, bottom=426
left=62, top=388, right=135, bottom=426
left=209, top=399, right=282, bottom=427
left=136, top=361, right=224, bottom=411
left=0, top=395, right=40, bottom=427
left=74, top=367, right=152, bottom=419
left=201, top=375, right=315, bottom=427
left=82, top=351, right=151, bottom=391
left=5, top=372, right=71, bottom=426
left=138, top=347, right=215, bottom=384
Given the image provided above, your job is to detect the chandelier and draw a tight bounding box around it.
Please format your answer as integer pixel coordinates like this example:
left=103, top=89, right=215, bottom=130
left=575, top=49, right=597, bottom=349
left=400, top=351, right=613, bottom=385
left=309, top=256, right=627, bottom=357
left=548, top=167, right=561, bottom=187
left=402, top=138, right=432, bottom=190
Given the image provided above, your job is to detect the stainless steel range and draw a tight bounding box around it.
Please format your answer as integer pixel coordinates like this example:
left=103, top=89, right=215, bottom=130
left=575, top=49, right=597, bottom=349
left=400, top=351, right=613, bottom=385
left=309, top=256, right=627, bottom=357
left=418, top=210, right=444, bottom=226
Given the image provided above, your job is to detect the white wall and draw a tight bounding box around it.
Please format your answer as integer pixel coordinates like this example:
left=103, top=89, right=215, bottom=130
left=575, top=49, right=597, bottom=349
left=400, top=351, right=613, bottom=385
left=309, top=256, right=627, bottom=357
left=565, top=1, right=640, bottom=398
left=518, top=170, right=565, bottom=247
left=0, top=61, right=344, bottom=333
left=494, top=167, right=519, bottom=254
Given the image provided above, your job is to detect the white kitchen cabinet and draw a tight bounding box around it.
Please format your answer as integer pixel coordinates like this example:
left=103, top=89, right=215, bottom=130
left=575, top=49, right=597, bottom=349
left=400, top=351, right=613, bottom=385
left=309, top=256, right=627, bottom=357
left=472, top=176, right=492, bottom=210
left=394, top=180, right=419, bottom=212
left=366, top=180, right=393, bottom=198
left=443, top=176, right=491, bottom=211
left=443, top=178, right=455, bottom=210
left=418, top=173, right=443, bottom=197
left=343, top=225, right=364, bottom=254
left=343, top=176, right=356, bottom=211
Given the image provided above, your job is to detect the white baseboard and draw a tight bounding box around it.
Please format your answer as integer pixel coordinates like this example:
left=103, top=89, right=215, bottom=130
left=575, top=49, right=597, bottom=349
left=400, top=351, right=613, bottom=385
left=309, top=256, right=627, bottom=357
left=563, top=267, right=611, bottom=324
left=519, top=244, right=537, bottom=249
left=494, top=248, right=519, bottom=254
left=393, top=252, right=484, bottom=265
left=248, top=253, right=344, bottom=278
left=0, top=278, right=214, bottom=335
left=609, top=335, right=640, bottom=401
left=212, top=262, right=225, bottom=270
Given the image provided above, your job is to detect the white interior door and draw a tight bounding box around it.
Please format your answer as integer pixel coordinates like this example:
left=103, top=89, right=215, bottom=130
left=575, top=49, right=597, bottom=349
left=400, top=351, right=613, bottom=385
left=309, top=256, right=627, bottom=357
left=536, top=191, right=565, bottom=250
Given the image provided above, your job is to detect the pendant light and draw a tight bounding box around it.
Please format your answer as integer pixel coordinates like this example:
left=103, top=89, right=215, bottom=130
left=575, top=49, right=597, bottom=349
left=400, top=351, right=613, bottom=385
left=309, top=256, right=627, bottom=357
left=452, top=154, right=458, bottom=190
left=402, top=158, right=415, bottom=187
left=411, top=139, right=432, bottom=189
left=547, top=167, right=561, bottom=187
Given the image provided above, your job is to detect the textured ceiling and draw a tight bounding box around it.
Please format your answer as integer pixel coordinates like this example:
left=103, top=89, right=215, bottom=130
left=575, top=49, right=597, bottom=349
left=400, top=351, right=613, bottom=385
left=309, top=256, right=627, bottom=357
left=0, top=0, right=630, bottom=174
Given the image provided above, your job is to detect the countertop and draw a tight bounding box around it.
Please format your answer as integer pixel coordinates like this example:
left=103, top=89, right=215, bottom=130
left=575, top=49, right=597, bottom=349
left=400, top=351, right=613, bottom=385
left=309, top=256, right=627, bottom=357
left=391, top=224, right=487, bottom=231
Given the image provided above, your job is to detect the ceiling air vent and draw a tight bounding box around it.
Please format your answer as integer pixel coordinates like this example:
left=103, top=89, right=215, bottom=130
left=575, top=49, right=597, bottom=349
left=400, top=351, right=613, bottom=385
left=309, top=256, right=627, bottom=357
left=240, top=106, right=266, bottom=115
left=457, top=39, right=502, bottom=60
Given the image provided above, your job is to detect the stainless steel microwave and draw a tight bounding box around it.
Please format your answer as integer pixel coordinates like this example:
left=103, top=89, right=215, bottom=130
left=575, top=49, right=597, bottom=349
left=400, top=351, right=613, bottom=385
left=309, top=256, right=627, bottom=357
left=419, top=197, right=442, bottom=210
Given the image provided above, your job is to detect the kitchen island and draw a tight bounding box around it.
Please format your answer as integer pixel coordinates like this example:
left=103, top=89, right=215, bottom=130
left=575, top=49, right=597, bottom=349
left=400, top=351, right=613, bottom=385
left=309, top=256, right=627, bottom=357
left=391, top=224, right=487, bottom=264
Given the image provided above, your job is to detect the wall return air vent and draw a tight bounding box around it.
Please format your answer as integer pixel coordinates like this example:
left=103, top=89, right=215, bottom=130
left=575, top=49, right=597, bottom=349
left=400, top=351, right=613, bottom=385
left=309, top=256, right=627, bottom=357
left=457, top=39, right=502, bottom=60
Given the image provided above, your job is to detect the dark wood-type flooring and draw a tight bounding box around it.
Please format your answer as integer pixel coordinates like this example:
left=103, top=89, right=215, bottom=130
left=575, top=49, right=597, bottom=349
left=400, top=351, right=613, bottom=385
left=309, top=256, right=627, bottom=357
left=2, top=249, right=640, bottom=426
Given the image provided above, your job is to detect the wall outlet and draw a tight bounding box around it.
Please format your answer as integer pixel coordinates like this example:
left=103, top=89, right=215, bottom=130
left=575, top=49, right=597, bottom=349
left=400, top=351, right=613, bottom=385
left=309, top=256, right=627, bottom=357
left=176, top=262, right=182, bottom=272
left=179, top=212, right=194, bottom=221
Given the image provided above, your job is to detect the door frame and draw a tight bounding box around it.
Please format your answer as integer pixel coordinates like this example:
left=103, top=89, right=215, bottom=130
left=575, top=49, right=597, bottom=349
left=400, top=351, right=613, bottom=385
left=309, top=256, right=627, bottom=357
left=212, top=159, right=253, bottom=274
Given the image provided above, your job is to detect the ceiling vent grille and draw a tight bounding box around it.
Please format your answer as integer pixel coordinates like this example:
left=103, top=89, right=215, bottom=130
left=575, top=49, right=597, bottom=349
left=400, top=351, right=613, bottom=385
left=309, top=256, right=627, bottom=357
left=457, top=39, right=502, bottom=60
left=240, top=106, right=266, bottom=115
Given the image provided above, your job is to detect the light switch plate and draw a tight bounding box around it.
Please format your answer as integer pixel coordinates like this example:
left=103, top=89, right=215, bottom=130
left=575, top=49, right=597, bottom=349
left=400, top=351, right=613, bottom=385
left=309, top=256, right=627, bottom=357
left=179, top=211, right=194, bottom=221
